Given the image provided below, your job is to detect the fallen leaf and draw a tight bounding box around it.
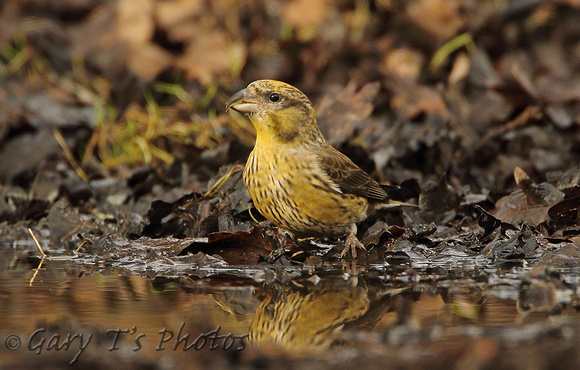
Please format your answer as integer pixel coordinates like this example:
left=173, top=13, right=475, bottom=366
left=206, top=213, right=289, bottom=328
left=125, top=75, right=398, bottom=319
left=177, top=31, right=246, bottom=85
left=385, top=75, right=451, bottom=121
left=316, top=81, right=380, bottom=146
left=381, top=48, right=423, bottom=81
left=406, top=0, right=464, bottom=42
left=126, top=44, right=173, bottom=82
left=179, top=225, right=274, bottom=265
left=281, top=0, right=330, bottom=41
left=448, top=52, right=471, bottom=85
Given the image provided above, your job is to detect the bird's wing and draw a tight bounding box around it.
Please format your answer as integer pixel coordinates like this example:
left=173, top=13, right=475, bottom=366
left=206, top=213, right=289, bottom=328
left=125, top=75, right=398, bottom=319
left=316, top=147, right=389, bottom=201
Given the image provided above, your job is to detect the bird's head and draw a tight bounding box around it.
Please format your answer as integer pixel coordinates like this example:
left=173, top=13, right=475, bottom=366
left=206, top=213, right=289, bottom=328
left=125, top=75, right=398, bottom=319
left=226, top=80, right=325, bottom=147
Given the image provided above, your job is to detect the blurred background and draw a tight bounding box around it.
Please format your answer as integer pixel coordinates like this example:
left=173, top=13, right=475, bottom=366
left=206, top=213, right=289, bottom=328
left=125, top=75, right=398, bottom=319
left=1, top=0, right=578, bottom=193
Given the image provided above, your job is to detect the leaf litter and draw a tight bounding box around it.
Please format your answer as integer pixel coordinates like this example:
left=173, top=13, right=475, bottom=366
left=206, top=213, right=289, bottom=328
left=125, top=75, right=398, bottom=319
left=1, top=0, right=580, bottom=367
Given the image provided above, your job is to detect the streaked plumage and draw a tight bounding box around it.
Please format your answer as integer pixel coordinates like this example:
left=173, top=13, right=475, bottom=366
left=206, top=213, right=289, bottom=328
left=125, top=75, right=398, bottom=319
left=226, top=80, right=398, bottom=257
left=249, top=282, right=370, bottom=350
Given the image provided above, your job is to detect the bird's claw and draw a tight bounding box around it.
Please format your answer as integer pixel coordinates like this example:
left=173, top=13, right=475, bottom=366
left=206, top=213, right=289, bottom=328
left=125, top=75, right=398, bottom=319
left=341, top=233, right=366, bottom=258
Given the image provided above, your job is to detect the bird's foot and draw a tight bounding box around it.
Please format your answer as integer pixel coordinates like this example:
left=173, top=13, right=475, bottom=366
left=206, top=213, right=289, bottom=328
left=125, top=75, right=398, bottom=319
left=265, top=246, right=287, bottom=264
left=341, top=233, right=366, bottom=259
left=263, top=225, right=299, bottom=264
left=261, top=222, right=288, bottom=249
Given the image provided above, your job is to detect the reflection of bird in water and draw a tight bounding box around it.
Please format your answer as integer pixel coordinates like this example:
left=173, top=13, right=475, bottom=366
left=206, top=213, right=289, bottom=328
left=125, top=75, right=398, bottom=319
left=248, top=277, right=397, bottom=350
left=210, top=291, right=260, bottom=321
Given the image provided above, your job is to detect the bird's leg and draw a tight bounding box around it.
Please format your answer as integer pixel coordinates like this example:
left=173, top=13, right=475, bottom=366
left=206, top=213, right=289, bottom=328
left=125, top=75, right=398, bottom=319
left=271, top=226, right=286, bottom=248
left=265, top=227, right=294, bottom=262
left=261, top=221, right=285, bottom=247
left=341, top=224, right=366, bottom=258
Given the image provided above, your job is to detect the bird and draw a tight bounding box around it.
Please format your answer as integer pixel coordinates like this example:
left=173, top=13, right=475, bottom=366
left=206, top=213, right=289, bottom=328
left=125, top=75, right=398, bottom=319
left=226, top=79, right=410, bottom=258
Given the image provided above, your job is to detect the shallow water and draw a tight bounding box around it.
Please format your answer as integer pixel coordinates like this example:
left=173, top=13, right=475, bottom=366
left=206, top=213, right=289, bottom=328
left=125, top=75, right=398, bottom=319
left=2, top=243, right=580, bottom=369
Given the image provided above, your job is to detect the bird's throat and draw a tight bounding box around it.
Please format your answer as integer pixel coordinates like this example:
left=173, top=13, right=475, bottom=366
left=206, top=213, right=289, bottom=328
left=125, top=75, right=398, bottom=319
left=251, top=114, right=324, bottom=148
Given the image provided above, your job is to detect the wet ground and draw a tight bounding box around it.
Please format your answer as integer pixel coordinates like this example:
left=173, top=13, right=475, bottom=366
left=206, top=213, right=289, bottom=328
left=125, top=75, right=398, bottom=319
left=2, top=231, right=580, bottom=369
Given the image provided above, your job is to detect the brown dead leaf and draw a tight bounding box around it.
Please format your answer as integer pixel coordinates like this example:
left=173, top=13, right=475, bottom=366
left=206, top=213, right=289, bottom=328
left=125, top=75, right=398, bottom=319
left=467, top=49, right=501, bottom=88
left=514, top=166, right=532, bottom=192
left=116, top=0, right=176, bottom=81
left=513, top=166, right=565, bottom=206
left=494, top=193, right=551, bottom=226
left=177, top=30, right=246, bottom=85
left=361, top=225, right=405, bottom=248
left=179, top=225, right=273, bottom=265
left=281, top=0, right=330, bottom=41
left=155, top=0, right=210, bottom=45
left=406, top=0, right=464, bottom=43
left=156, top=0, right=204, bottom=30
left=418, top=176, right=461, bottom=223
left=548, top=197, right=580, bottom=225
left=381, top=48, right=424, bottom=81
left=316, top=81, right=380, bottom=146
left=127, top=44, right=173, bottom=82
left=385, top=75, right=450, bottom=121
left=510, top=57, right=538, bottom=99
left=448, top=52, right=471, bottom=85
left=117, top=0, right=154, bottom=47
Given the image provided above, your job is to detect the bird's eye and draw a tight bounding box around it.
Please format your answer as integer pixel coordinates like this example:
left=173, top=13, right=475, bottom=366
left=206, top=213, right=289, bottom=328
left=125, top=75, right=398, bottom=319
left=269, top=93, right=281, bottom=102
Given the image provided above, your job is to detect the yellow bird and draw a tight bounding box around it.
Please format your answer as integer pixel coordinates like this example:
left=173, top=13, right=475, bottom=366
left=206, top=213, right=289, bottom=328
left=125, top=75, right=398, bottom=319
left=226, top=80, right=405, bottom=258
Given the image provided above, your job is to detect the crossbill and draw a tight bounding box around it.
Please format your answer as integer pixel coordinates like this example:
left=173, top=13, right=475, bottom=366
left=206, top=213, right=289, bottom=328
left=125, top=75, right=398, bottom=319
left=226, top=80, right=408, bottom=258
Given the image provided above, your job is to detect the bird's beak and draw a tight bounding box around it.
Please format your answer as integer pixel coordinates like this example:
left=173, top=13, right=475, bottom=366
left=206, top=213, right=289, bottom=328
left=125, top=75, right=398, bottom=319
left=226, top=88, right=260, bottom=113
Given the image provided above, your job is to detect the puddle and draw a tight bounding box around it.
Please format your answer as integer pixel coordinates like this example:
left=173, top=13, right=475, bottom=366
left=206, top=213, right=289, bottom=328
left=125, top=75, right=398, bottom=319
left=2, top=249, right=580, bottom=368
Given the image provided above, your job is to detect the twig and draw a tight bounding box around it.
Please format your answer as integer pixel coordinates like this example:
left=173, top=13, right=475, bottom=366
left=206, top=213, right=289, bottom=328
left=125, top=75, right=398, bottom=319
left=76, top=239, right=91, bottom=253
left=28, top=227, right=46, bottom=258
left=53, top=127, right=89, bottom=181
left=202, top=164, right=244, bottom=199
left=460, top=105, right=542, bottom=163
left=29, top=258, right=45, bottom=286
left=60, top=222, right=83, bottom=241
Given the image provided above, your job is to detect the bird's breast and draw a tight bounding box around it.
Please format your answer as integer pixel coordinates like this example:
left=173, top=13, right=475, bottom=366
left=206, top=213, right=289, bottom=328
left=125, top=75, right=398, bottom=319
left=243, top=145, right=369, bottom=238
